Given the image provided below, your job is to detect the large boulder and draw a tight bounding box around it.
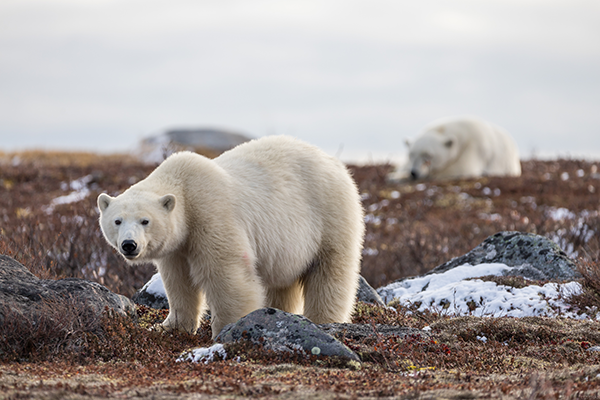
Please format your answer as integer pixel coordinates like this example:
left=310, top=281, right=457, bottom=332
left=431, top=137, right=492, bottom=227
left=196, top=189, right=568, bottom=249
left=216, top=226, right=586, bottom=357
left=0, top=255, right=135, bottom=326
left=376, top=232, right=583, bottom=317
left=427, top=231, right=580, bottom=280
left=138, top=128, right=252, bottom=163
left=216, top=307, right=360, bottom=361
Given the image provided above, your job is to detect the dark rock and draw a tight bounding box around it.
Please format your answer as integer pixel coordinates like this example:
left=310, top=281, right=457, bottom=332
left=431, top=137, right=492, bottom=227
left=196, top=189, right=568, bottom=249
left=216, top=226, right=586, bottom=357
left=357, top=276, right=385, bottom=306
left=215, top=308, right=360, bottom=361
left=131, top=273, right=169, bottom=310
left=427, top=231, right=580, bottom=280
left=0, top=255, right=135, bottom=326
left=131, top=289, right=168, bottom=310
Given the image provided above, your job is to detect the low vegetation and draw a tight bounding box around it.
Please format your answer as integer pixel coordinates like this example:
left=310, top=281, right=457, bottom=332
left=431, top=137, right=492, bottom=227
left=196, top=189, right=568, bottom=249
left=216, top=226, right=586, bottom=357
left=1, top=151, right=600, bottom=398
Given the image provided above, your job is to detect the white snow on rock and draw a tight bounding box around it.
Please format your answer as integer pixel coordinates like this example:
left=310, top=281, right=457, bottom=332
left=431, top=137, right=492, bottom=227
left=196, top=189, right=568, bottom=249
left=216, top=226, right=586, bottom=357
left=377, top=263, right=587, bottom=319
left=141, top=272, right=166, bottom=297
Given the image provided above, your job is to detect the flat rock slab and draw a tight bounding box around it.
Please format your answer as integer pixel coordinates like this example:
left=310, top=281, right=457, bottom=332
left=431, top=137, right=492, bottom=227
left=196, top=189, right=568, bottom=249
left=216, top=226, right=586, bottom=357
left=428, top=231, right=580, bottom=280
left=319, top=323, right=429, bottom=341
left=0, top=255, right=135, bottom=325
left=216, top=307, right=360, bottom=361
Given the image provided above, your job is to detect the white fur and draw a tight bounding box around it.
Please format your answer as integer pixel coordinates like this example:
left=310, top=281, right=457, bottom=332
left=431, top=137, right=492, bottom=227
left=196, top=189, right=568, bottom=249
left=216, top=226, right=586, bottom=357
left=404, top=117, right=521, bottom=180
left=98, top=135, right=365, bottom=338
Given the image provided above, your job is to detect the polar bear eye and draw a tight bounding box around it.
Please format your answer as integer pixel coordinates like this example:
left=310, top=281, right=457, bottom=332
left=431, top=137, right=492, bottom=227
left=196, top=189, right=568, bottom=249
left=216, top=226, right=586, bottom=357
left=114, top=219, right=122, bottom=225
left=141, top=219, right=150, bottom=226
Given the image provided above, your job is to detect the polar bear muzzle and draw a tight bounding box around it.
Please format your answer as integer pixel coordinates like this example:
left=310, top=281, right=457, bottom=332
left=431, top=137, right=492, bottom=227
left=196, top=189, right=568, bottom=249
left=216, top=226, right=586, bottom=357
left=121, top=239, right=138, bottom=258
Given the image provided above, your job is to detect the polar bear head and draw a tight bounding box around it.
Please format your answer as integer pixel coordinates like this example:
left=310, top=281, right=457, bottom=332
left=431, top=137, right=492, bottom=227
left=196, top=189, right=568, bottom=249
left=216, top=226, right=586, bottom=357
left=97, top=191, right=184, bottom=263
left=406, top=126, right=460, bottom=180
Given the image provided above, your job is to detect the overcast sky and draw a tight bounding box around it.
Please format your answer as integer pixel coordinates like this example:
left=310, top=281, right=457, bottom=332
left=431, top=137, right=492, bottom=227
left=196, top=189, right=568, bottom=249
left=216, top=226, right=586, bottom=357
left=1, top=0, right=599, bottom=162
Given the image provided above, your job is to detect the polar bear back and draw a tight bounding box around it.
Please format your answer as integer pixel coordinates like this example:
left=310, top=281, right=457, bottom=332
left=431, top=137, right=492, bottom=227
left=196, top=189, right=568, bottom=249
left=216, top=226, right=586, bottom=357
left=213, top=136, right=364, bottom=288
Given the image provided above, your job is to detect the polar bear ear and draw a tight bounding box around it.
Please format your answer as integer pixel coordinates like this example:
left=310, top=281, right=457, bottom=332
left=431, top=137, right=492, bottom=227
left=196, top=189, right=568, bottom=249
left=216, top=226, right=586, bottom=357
left=404, top=138, right=411, bottom=148
left=444, top=139, right=454, bottom=148
left=160, top=194, right=176, bottom=212
left=97, top=193, right=113, bottom=212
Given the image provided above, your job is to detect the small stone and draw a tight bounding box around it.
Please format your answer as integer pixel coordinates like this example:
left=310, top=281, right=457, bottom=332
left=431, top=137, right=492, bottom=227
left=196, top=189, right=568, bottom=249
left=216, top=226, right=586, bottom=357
left=357, top=275, right=385, bottom=305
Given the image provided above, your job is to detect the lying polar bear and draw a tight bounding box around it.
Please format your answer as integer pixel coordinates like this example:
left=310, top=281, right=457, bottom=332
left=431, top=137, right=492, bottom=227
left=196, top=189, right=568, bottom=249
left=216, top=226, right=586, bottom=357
left=398, top=117, right=521, bottom=181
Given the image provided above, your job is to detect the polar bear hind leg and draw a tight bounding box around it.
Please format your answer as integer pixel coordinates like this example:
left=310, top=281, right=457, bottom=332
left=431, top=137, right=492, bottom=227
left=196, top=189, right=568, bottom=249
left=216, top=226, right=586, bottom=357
left=301, top=248, right=359, bottom=324
left=265, top=280, right=304, bottom=315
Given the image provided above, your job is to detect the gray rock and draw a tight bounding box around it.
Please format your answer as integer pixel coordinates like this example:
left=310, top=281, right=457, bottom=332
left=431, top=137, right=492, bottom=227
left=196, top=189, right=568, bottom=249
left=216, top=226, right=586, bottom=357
left=427, top=231, right=580, bottom=280
left=131, top=273, right=169, bottom=310
left=0, top=255, right=136, bottom=326
left=131, top=289, right=169, bottom=310
left=163, top=129, right=251, bottom=153
left=319, top=323, right=428, bottom=341
left=215, top=307, right=360, bottom=361
left=138, top=129, right=253, bottom=163
left=357, top=276, right=385, bottom=305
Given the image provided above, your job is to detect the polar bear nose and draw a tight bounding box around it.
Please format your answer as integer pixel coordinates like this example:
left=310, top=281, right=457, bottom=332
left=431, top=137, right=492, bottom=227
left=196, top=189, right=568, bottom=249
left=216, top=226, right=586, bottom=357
left=410, top=170, right=419, bottom=180
left=121, top=240, right=138, bottom=254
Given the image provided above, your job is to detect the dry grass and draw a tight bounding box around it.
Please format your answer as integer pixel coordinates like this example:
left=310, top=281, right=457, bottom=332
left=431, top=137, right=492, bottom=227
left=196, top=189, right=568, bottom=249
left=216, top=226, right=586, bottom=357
left=2, top=150, right=600, bottom=397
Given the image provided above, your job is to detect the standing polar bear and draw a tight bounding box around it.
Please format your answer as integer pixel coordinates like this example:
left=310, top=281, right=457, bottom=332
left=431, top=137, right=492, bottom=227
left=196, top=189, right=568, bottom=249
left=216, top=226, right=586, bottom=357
left=405, top=117, right=521, bottom=180
left=97, top=136, right=365, bottom=338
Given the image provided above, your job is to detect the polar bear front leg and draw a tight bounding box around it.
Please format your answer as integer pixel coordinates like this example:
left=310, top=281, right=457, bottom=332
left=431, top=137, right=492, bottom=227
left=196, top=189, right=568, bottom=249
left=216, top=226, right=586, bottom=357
left=157, top=257, right=206, bottom=334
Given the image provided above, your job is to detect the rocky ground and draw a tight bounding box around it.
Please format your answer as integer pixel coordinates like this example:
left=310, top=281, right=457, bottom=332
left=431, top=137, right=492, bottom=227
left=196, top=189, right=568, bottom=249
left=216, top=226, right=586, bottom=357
left=1, top=150, right=600, bottom=398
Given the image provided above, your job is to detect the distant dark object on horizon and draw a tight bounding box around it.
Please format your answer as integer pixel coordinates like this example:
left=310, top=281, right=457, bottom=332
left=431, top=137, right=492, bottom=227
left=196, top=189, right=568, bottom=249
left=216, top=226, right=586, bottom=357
left=138, top=128, right=253, bottom=163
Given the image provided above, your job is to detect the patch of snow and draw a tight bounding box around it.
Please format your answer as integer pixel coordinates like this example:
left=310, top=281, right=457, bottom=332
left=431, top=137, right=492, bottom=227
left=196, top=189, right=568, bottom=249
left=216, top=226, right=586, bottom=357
left=377, top=263, right=586, bottom=319
left=178, top=344, right=228, bottom=364
left=364, top=214, right=381, bottom=225
left=44, top=175, right=94, bottom=214
left=479, top=213, right=502, bottom=222
left=520, top=196, right=537, bottom=209
left=368, top=203, right=379, bottom=212
left=546, top=208, right=599, bottom=257
left=363, top=248, right=379, bottom=256
left=547, top=207, right=576, bottom=221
